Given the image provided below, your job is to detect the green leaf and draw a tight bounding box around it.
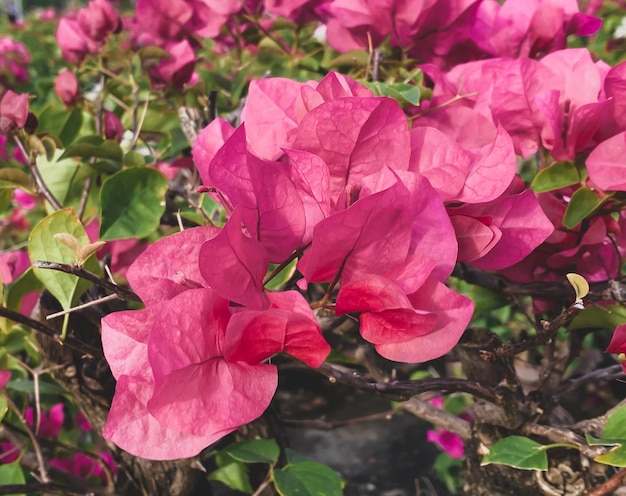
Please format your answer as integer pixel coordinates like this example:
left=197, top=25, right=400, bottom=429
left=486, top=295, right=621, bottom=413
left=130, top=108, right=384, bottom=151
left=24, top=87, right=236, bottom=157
left=562, top=187, right=605, bottom=229
left=37, top=149, right=80, bottom=207
left=566, top=273, right=589, bottom=300
left=327, top=50, right=369, bottom=69
left=569, top=304, right=626, bottom=330
left=5, top=268, right=41, bottom=313
left=124, top=150, right=146, bottom=167
left=222, top=439, right=280, bottom=464
left=481, top=436, right=548, bottom=470
left=100, top=168, right=169, bottom=241
left=38, top=106, right=84, bottom=147
left=0, top=189, right=12, bottom=213
left=386, top=83, right=421, bottom=106
left=0, top=462, right=26, bottom=492
left=603, top=405, right=626, bottom=440
left=28, top=209, right=100, bottom=310
left=60, top=136, right=123, bottom=163
left=208, top=462, right=253, bottom=494
left=0, top=169, right=30, bottom=190
left=6, top=379, right=66, bottom=395
left=0, top=394, right=7, bottom=423
left=273, top=461, right=343, bottom=496
left=469, top=286, right=509, bottom=313
left=265, top=259, right=297, bottom=291
left=596, top=446, right=626, bottom=467
left=531, top=162, right=580, bottom=192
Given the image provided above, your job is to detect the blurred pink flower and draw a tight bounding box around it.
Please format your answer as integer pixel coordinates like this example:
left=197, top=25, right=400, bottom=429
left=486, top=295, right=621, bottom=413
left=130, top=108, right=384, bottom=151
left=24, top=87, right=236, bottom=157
left=25, top=403, right=64, bottom=439
left=0, top=90, right=29, bottom=134
left=55, top=70, right=80, bottom=106
left=0, top=442, right=19, bottom=464
left=103, top=110, right=124, bottom=141
left=76, top=411, right=92, bottom=431
left=13, top=189, right=36, bottom=210
left=50, top=452, right=117, bottom=483
left=427, top=428, right=465, bottom=459
left=0, top=37, right=30, bottom=86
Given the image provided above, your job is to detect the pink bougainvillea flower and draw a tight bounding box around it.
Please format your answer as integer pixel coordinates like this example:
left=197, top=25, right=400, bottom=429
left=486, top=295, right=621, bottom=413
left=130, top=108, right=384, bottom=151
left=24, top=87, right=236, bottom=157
left=336, top=274, right=473, bottom=363
left=224, top=290, right=330, bottom=368
left=293, top=96, right=411, bottom=204
left=299, top=172, right=457, bottom=287
left=608, top=324, right=626, bottom=374
left=199, top=206, right=270, bottom=309
left=50, top=452, right=117, bottom=484
left=103, top=110, right=124, bottom=141
left=0, top=90, right=29, bottom=133
left=0, top=36, right=31, bottom=86
left=238, top=72, right=372, bottom=162
left=0, top=370, right=10, bottom=390
left=409, top=123, right=516, bottom=203
left=54, top=69, right=79, bottom=107
left=203, top=126, right=330, bottom=261
left=427, top=428, right=465, bottom=458
left=0, top=250, right=37, bottom=315
left=0, top=442, right=19, bottom=464
left=103, top=288, right=278, bottom=459
left=76, top=0, right=121, bottom=43
left=472, top=0, right=601, bottom=59
left=124, top=225, right=220, bottom=305
left=448, top=189, right=554, bottom=270
left=55, top=18, right=102, bottom=65
left=586, top=132, right=626, bottom=192
left=325, top=0, right=481, bottom=68
left=76, top=411, right=92, bottom=431
left=132, top=0, right=229, bottom=47
left=264, top=0, right=331, bottom=23
left=25, top=403, right=64, bottom=439
left=148, top=39, right=197, bottom=88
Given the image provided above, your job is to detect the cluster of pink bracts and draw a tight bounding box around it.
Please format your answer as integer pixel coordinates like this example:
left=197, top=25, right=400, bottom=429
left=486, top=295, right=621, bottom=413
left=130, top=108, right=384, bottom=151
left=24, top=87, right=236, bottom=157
left=3, top=0, right=626, bottom=461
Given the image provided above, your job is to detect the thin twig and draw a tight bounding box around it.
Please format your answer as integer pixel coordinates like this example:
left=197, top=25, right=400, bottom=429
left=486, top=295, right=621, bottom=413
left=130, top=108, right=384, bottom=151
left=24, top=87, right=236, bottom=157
left=316, top=363, right=501, bottom=404
left=402, top=397, right=472, bottom=440
left=76, top=176, right=92, bottom=220
left=495, top=301, right=584, bottom=357
left=586, top=467, right=626, bottom=496
left=521, top=423, right=603, bottom=459
left=0, top=305, right=102, bottom=358
left=554, top=365, right=623, bottom=400
left=3, top=392, right=49, bottom=483
left=32, top=261, right=141, bottom=302
left=46, top=293, right=120, bottom=320
left=283, top=408, right=400, bottom=431
left=13, top=134, right=62, bottom=210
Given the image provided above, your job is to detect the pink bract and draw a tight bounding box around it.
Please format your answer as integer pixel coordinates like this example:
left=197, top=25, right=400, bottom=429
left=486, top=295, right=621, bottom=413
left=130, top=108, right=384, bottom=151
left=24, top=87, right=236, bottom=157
left=0, top=90, right=29, bottom=133
left=25, top=403, right=64, bottom=439
left=54, top=69, right=79, bottom=106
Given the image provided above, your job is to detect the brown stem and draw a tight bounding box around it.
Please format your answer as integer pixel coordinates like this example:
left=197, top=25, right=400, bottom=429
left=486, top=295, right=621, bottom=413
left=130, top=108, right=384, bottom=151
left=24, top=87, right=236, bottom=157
left=283, top=408, right=401, bottom=431
left=13, top=134, right=62, bottom=210
left=316, top=363, right=501, bottom=404
left=0, top=305, right=102, bottom=358
left=76, top=176, right=92, bottom=220
left=495, top=301, right=584, bottom=357
left=453, top=263, right=626, bottom=304
left=586, top=467, right=626, bottom=496
left=32, top=261, right=141, bottom=303
left=4, top=392, right=49, bottom=483
left=554, top=365, right=623, bottom=400
left=402, top=397, right=472, bottom=440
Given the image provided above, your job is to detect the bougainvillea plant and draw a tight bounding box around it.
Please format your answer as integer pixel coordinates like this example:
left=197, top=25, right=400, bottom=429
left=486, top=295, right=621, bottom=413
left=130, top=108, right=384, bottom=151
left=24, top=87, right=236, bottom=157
left=1, top=0, right=626, bottom=494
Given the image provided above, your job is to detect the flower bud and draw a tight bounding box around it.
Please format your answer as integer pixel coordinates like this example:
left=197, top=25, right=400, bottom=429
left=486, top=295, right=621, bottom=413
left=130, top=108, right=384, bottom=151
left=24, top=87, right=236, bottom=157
left=0, top=90, right=28, bottom=133
left=103, top=110, right=124, bottom=141
left=55, top=69, right=79, bottom=106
